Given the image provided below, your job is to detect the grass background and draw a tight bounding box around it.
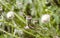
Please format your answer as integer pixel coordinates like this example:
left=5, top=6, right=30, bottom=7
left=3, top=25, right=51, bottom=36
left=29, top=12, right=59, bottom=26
left=0, top=0, right=60, bottom=38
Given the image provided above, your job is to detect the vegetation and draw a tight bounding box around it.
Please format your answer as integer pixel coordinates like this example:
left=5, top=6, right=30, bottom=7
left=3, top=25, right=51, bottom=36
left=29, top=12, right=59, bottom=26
left=0, top=0, right=60, bottom=38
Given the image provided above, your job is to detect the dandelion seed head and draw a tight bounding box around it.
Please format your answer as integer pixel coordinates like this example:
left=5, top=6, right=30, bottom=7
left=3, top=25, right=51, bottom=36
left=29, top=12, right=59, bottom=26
left=41, top=14, right=50, bottom=23
left=6, top=11, right=14, bottom=19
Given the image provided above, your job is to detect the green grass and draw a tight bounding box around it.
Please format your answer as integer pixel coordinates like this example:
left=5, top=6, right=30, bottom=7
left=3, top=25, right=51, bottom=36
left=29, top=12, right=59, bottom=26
left=0, top=0, right=60, bottom=38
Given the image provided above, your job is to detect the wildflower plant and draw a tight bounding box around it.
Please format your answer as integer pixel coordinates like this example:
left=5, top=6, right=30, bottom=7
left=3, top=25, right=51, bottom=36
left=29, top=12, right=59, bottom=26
left=0, top=0, right=60, bottom=38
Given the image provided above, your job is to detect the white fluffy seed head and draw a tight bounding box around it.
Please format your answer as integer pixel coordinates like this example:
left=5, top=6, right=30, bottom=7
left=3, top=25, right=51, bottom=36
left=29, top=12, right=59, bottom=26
left=6, top=11, right=14, bottom=19
left=41, top=14, right=50, bottom=23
